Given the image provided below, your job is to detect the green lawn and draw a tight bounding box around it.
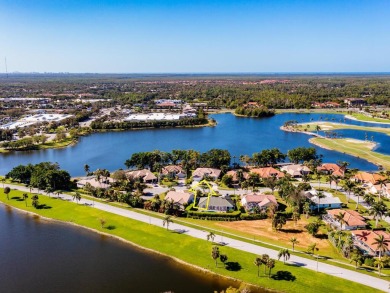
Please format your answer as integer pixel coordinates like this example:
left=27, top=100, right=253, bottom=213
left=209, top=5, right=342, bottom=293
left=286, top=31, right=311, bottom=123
left=349, top=113, right=390, bottom=123
left=298, top=122, right=390, bottom=136
left=310, top=137, right=390, bottom=170
left=0, top=189, right=383, bottom=293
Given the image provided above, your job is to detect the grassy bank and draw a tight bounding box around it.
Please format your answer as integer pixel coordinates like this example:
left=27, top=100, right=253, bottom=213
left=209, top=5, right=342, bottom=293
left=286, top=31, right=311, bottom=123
left=0, top=137, right=76, bottom=153
left=0, top=189, right=382, bottom=293
left=301, top=122, right=390, bottom=135
left=347, top=113, right=390, bottom=123
left=310, top=137, right=390, bottom=170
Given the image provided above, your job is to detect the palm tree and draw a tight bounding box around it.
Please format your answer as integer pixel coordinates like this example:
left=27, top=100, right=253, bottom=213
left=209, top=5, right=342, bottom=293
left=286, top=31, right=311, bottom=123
left=369, top=201, right=388, bottom=228
left=277, top=249, right=290, bottom=264
left=162, top=215, right=173, bottom=230
left=31, top=194, right=39, bottom=209
left=207, top=232, right=216, bottom=242
left=353, top=186, right=364, bottom=210
left=377, top=178, right=388, bottom=199
left=4, top=186, right=10, bottom=200
left=211, top=246, right=220, bottom=267
left=350, top=250, right=363, bottom=269
left=84, top=164, right=90, bottom=176
left=261, top=254, right=269, bottom=275
left=73, top=192, right=81, bottom=204
left=315, top=125, right=321, bottom=135
left=316, top=190, right=325, bottom=213
left=363, top=193, right=375, bottom=206
left=266, top=259, right=276, bottom=277
left=374, top=258, right=385, bottom=276
left=303, top=202, right=310, bottom=219
left=342, top=180, right=356, bottom=203
left=334, top=211, right=347, bottom=230
left=254, top=257, right=262, bottom=277
left=290, top=237, right=299, bottom=251
left=23, top=193, right=28, bottom=207
left=372, top=234, right=390, bottom=259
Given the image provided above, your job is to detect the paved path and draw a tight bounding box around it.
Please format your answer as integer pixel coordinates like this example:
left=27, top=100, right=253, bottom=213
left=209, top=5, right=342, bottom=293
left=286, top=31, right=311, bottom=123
left=5, top=183, right=389, bottom=292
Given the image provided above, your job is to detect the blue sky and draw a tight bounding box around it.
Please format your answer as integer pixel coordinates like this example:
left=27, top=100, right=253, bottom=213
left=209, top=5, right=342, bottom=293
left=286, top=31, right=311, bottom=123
left=1, top=0, right=389, bottom=73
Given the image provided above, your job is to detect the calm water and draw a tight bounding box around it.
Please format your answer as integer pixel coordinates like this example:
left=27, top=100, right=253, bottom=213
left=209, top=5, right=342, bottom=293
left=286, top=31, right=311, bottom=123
left=0, top=204, right=255, bottom=293
left=0, top=113, right=385, bottom=176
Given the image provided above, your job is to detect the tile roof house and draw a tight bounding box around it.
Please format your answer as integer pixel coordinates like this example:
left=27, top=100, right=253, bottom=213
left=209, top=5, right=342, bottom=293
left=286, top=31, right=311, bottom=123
left=281, top=164, right=311, bottom=178
left=351, top=230, right=390, bottom=256
left=317, top=163, right=345, bottom=177
left=250, top=167, right=285, bottom=179
left=77, top=176, right=115, bottom=189
left=198, top=196, right=235, bottom=212
left=225, top=170, right=250, bottom=183
left=192, top=168, right=222, bottom=181
left=241, top=193, right=278, bottom=212
left=126, top=169, right=157, bottom=183
left=324, top=209, right=367, bottom=230
left=162, top=165, right=186, bottom=179
left=165, top=191, right=194, bottom=210
left=369, top=183, right=390, bottom=198
left=354, top=172, right=386, bottom=185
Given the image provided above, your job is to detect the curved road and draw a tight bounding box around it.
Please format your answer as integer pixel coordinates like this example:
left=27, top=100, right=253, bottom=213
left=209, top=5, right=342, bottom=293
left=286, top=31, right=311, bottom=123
left=4, top=183, right=388, bottom=292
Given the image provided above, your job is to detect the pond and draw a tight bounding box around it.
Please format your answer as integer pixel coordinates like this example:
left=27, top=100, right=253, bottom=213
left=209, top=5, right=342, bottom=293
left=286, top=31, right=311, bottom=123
left=0, top=113, right=384, bottom=176
left=0, top=204, right=262, bottom=293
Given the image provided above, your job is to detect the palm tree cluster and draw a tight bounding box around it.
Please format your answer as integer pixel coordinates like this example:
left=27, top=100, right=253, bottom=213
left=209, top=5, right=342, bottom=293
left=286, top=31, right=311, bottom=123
left=253, top=254, right=276, bottom=278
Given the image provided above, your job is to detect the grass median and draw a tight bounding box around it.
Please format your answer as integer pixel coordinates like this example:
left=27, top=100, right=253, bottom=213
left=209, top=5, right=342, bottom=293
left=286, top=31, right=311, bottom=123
left=0, top=188, right=383, bottom=293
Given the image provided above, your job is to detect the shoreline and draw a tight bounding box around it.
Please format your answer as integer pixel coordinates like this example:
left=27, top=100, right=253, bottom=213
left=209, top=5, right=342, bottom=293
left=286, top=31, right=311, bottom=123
left=0, top=201, right=262, bottom=292
left=344, top=114, right=390, bottom=125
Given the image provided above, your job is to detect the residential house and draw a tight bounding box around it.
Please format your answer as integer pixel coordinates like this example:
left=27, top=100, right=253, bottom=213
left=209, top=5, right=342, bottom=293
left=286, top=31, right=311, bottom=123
left=77, top=176, right=115, bottom=189
left=225, top=170, right=249, bottom=183
left=281, top=164, right=311, bottom=178
left=304, top=189, right=342, bottom=210
left=250, top=167, right=285, bottom=179
left=351, top=230, right=390, bottom=256
left=192, top=168, right=221, bottom=181
left=324, top=209, right=366, bottom=230
left=344, top=98, right=367, bottom=107
left=317, top=163, right=345, bottom=177
left=162, top=165, right=186, bottom=179
left=369, top=183, right=390, bottom=198
left=165, top=191, right=194, bottom=210
left=126, top=169, right=157, bottom=183
left=198, top=196, right=235, bottom=212
left=241, top=193, right=278, bottom=212
left=353, top=172, right=386, bottom=185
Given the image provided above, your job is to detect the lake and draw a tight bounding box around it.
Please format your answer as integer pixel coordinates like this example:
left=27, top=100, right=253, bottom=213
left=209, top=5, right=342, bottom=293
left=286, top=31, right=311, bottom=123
left=0, top=113, right=385, bottom=176
left=0, top=204, right=261, bottom=293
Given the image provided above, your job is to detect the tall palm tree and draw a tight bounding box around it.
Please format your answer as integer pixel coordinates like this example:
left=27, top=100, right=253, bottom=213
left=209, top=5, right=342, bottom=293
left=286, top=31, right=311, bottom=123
left=73, top=192, right=81, bottom=204
left=377, top=178, right=388, bottom=200
left=277, top=249, right=290, bottom=264
left=363, top=193, right=375, bottom=206
left=342, top=180, right=356, bottom=203
left=254, top=257, right=262, bottom=277
left=162, top=215, right=173, bottom=230
left=84, top=164, right=90, bottom=176
left=266, top=259, right=276, bottom=277
left=290, top=237, right=299, bottom=251
left=316, top=190, right=325, bottom=213
left=353, top=187, right=365, bottom=210
left=334, top=211, right=347, bottom=230
left=374, top=258, right=385, bottom=276
left=372, top=234, right=390, bottom=259
left=369, top=201, right=388, bottom=228
left=22, top=193, right=28, bottom=207
left=211, top=246, right=220, bottom=267
left=261, top=254, right=270, bottom=275
left=207, top=232, right=216, bottom=242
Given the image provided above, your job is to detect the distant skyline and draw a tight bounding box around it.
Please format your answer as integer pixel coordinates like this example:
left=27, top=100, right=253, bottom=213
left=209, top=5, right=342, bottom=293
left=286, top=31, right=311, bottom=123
left=1, top=0, right=390, bottom=73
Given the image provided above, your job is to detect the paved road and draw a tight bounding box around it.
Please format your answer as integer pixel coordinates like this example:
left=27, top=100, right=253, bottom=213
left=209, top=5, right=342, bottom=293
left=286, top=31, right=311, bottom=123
left=4, top=183, right=388, bottom=292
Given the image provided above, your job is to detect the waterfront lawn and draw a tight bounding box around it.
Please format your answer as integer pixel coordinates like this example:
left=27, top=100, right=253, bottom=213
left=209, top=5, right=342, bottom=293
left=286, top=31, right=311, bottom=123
left=300, top=122, right=390, bottom=135
left=310, top=137, right=390, bottom=170
left=0, top=189, right=382, bottom=293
